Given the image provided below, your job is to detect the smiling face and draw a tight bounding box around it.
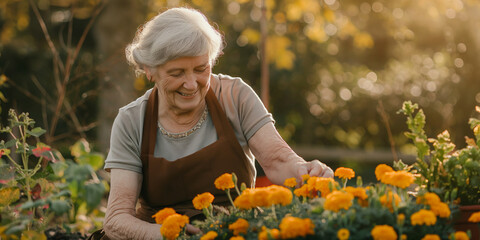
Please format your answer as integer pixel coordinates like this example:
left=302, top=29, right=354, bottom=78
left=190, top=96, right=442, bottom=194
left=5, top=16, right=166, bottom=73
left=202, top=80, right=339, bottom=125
left=149, top=54, right=211, bottom=116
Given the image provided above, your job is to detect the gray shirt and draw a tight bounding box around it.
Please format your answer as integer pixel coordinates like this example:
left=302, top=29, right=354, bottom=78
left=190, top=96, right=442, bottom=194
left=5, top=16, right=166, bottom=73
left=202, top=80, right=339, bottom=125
left=104, top=74, right=274, bottom=177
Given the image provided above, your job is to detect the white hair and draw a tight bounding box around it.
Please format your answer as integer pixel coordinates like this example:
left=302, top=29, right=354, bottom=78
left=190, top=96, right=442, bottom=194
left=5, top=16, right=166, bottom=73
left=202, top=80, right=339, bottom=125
left=125, top=7, right=223, bottom=75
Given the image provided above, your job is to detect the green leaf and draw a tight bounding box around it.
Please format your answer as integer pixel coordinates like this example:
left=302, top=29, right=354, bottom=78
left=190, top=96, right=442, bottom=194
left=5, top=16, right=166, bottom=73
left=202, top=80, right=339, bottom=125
left=19, top=199, right=47, bottom=209
left=51, top=161, right=69, bottom=177
left=27, top=127, right=46, bottom=137
left=77, top=153, right=104, bottom=171
left=0, top=187, right=20, bottom=206
left=85, top=182, right=106, bottom=210
left=50, top=199, right=71, bottom=215
left=68, top=180, right=79, bottom=199
left=70, top=138, right=91, bottom=158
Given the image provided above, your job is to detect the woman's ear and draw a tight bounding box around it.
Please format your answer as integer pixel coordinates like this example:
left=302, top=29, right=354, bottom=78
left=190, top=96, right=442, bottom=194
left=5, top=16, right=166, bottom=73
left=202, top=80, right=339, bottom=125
left=144, top=67, right=152, bottom=82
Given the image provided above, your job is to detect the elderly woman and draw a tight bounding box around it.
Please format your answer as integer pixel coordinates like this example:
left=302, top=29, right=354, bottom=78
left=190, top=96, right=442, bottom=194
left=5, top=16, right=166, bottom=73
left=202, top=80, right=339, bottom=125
left=102, top=7, right=333, bottom=239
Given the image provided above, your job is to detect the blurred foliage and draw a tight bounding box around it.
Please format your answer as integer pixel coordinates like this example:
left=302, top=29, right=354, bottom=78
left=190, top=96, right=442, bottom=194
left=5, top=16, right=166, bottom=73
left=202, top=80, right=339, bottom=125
left=1, top=0, right=480, bottom=154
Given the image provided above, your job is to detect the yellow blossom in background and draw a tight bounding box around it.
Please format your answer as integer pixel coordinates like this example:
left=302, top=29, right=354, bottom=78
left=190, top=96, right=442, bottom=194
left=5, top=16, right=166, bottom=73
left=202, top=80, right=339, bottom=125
left=337, top=228, right=350, bottom=240
left=0, top=187, right=20, bottom=206
left=344, top=186, right=368, bottom=200
left=214, top=173, right=235, bottom=190
left=293, top=184, right=309, bottom=198
left=468, top=211, right=480, bottom=222
left=258, top=227, right=280, bottom=240
left=375, top=164, right=394, bottom=181
left=354, top=32, right=374, bottom=49
left=279, top=216, right=315, bottom=239
left=401, top=234, right=407, bottom=240
left=267, top=185, right=293, bottom=206
left=160, top=214, right=189, bottom=240
left=266, top=36, right=296, bottom=70
left=324, top=190, right=354, bottom=212
left=335, top=167, right=355, bottom=180
left=228, top=218, right=249, bottom=235
left=152, top=207, right=176, bottom=224
left=200, top=231, right=218, bottom=240
left=397, top=213, right=405, bottom=225
left=410, top=209, right=437, bottom=226
left=429, top=202, right=451, bottom=218
left=240, top=28, right=260, bottom=45
left=454, top=231, right=470, bottom=240
left=417, top=192, right=441, bottom=205
left=284, top=178, right=297, bottom=188
left=421, top=234, right=440, bottom=240
left=379, top=191, right=401, bottom=212
left=380, top=171, right=415, bottom=189
left=371, top=225, right=398, bottom=240
left=193, top=192, right=214, bottom=210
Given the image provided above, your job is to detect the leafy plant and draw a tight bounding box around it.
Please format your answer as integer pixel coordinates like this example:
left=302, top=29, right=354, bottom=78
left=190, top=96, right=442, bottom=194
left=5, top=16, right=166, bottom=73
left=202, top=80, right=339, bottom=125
left=0, top=109, right=107, bottom=238
left=398, top=101, right=480, bottom=205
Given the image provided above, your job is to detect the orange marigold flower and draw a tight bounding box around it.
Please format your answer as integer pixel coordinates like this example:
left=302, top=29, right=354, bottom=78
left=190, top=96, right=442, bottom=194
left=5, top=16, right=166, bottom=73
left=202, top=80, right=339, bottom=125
left=397, top=213, right=405, bottom=225
left=252, top=187, right=271, bottom=207
left=293, top=184, right=309, bottom=198
left=417, top=192, right=441, bottom=205
left=234, top=189, right=254, bottom=210
left=371, top=225, right=397, bottom=240
left=214, top=173, right=235, bottom=190
left=279, top=216, right=314, bottom=239
left=429, top=202, right=451, bottom=218
left=468, top=211, right=480, bottom=222
left=379, top=191, right=401, bottom=212
left=160, top=214, right=189, bottom=240
left=258, top=227, right=280, bottom=240
left=454, top=231, right=470, bottom=240
left=344, top=186, right=368, bottom=200
left=375, top=164, right=394, bottom=181
left=301, top=174, right=310, bottom=182
left=230, top=237, right=245, bottom=240
left=315, top=177, right=338, bottom=197
left=401, top=234, right=407, bottom=240
left=421, top=234, right=440, bottom=240
left=284, top=178, right=297, bottom=188
left=267, top=185, right=293, bottom=206
left=335, top=167, right=355, bottom=180
left=381, top=171, right=414, bottom=189
left=200, top=231, right=218, bottom=240
left=228, top=218, right=249, bottom=235
left=410, top=209, right=437, bottom=226
left=324, top=190, right=354, bottom=212
left=337, top=228, right=350, bottom=240
left=152, top=207, right=176, bottom=224
left=193, top=192, right=214, bottom=210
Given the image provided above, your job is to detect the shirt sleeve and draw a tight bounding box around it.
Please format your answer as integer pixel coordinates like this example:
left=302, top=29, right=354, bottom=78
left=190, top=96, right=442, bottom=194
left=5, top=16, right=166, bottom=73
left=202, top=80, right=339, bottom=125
left=104, top=108, right=143, bottom=174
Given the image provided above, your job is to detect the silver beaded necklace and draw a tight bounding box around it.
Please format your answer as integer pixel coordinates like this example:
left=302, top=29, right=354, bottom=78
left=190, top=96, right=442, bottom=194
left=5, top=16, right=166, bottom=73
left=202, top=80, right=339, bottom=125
left=157, top=106, right=209, bottom=139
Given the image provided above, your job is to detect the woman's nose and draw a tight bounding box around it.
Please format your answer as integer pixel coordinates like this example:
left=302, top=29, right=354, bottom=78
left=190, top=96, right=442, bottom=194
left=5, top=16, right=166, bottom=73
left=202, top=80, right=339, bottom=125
left=183, top=73, right=198, bottom=89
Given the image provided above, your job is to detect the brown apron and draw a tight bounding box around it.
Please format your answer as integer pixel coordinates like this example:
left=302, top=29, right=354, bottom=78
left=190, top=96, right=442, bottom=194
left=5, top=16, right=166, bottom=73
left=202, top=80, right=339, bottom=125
left=136, top=87, right=254, bottom=222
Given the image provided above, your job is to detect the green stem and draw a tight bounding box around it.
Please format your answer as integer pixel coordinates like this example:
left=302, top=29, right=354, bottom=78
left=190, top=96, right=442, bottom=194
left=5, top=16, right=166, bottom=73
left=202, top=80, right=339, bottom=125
left=226, top=189, right=236, bottom=209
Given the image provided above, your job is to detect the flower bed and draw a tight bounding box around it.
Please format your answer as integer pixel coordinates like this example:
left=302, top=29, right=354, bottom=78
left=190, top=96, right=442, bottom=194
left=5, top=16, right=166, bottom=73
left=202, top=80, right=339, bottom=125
left=154, top=170, right=480, bottom=240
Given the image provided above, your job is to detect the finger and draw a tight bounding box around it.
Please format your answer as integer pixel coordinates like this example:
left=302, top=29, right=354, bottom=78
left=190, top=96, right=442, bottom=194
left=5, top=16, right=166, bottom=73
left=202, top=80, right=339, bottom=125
left=319, top=163, right=334, bottom=178
left=296, top=164, right=309, bottom=185
left=186, top=224, right=201, bottom=234
left=307, top=160, right=323, bottom=176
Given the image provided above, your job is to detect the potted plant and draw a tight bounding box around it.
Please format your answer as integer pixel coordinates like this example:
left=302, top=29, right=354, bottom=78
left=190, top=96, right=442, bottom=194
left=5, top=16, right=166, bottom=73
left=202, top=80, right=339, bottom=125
left=398, top=101, right=480, bottom=238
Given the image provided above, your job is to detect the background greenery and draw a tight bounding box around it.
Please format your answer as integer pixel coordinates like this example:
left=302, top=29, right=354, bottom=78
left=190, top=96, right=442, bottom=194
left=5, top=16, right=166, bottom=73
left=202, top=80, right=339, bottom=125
left=1, top=0, right=480, bottom=179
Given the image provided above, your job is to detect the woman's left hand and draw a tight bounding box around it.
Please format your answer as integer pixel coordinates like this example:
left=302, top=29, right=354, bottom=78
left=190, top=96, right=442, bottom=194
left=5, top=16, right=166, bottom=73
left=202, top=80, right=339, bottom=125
left=295, top=159, right=333, bottom=179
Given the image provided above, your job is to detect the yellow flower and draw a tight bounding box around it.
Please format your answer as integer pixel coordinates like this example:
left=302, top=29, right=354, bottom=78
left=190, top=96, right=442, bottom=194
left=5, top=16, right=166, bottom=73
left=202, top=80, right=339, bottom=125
left=371, top=225, right=398, bottom=240
left=379, top=191, right=401, bottom=212
left=160, top=214, right=189, bottom=240
left=267, top=185, right=293, bottom=206
left=251, top=187, right=270, bottom=207
left=337, top=228, right=350, bottom=240
left=258, top=227, right=280, bottom=240
left=324, top=191, right=354, bottom=212
left=417, top=192, right=441, bottom=205
left=283, top=177, right=297, bottom=188
left=293, top=184, right=310, bottom=198
left=214, top=173, right=235, bottom=190
left=381, top=171, right=414, bottom=189
left=344, top=186, right=368, bottom=200
left=234, top=189, right=255, bottom=209
left=230, top=237, right=245, bottom=240
left=314, top=177, right=338, bottom=197
left=334, top=167, right=355, bottom=180
left=397, top=214, right=405, bottom=225
left=421, top=234, right=440, bottom=240
left=200, top=231, right=218, bottom=240
left=454, top=231, right=470, bottom=240
left=410, top=209, right=437, bottom=226
left=228, top=218, right=249, bottom=235
left=375, top=164, right=394, bottom=181
left=301, top=174, right=310, bottom=182
left=152, top=208, right=176, bottom=224
left=429, top=202, right=451, bottom=218
left=192, top=192, right=214, bottom=210
left=401, top=234, right=407, bottom=240
left=279, top=216, right=315, bottom=239
left=468, top=211, right=480, bottom=222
